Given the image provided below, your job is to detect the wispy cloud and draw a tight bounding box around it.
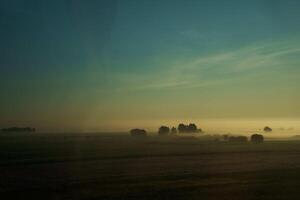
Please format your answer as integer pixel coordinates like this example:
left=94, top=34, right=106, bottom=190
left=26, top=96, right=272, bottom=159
left=114, top=39, right=300, bottom=92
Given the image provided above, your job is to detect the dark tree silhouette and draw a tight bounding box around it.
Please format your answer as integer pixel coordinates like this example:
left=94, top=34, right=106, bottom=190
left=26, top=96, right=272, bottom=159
left=177, top=123, right=200, bottom=133
left=187, top=123, right=197, bottom=133
left=171, top=127, right=177, bottom=134
left=130, top=129, right=147, bottom=136
left=264, top=126, right=272, bottom=132
left=251, top=134, right=264, bottom=143
left=177, top=124, right=186, bottom=133
left=158, top=126, right=170, bottom=135
left=178, top=123, right=186, bottom=133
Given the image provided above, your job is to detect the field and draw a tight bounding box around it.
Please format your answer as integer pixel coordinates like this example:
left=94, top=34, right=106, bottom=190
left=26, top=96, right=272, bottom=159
left=1, top=133, right=300, bottom=200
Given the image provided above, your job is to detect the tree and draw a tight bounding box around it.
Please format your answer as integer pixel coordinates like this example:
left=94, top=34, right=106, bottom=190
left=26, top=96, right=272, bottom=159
left=178, top=123, right=186, bottom=133
left=264, top=126, right=272, bottom=132
left=251, top=134, right=264, bottom=143
left=171, top=127, right=177, bottom=134
left=130, top=129, right=147, bottom=136
left=158, top=126, right=170, bottom=135
left=187, top=123, right=197, bottom=133
left=178, top=123, right=200, bottom=133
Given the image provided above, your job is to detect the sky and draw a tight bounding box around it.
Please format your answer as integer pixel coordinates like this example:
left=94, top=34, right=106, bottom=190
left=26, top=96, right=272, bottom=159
left=0, top=0, right=300, bottom=132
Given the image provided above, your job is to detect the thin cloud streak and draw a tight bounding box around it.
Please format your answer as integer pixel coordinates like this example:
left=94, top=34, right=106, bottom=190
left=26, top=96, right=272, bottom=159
left=113, top=39, right=300, bottom=92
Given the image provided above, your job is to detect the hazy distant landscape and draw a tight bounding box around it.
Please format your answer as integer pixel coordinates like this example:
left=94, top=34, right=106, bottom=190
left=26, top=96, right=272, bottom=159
left=99, top=118, right=300, bottom=138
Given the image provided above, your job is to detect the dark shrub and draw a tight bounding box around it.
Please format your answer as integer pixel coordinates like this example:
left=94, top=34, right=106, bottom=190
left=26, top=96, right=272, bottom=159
left=251, top=134, right=264, bottom=143
left=130, top=129, right=147, bottom=136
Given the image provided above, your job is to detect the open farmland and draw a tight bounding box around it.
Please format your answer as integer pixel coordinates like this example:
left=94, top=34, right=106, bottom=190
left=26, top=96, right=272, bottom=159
left=1, top=133, right=300, bottom=200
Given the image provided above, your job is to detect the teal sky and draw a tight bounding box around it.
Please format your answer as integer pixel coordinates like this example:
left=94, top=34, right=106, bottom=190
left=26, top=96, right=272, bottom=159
left=1, top=0, right=300, bottom=131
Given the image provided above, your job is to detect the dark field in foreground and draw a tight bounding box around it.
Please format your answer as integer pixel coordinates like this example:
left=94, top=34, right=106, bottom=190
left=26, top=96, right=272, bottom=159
left=1, top=134, right=300, bottom=200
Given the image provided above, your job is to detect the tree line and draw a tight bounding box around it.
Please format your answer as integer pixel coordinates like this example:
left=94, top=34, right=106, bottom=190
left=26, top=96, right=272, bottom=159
left=130, top=123, right=266, bottom=143
left=130, top=123, right=203, bottom=137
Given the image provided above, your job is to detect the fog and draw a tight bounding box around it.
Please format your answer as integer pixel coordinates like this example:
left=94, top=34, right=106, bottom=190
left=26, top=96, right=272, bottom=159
left=97, top=118, right=300, bottom=138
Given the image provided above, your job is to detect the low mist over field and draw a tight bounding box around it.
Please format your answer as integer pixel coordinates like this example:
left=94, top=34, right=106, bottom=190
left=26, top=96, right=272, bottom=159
left=92, top=118, right=300, bottom=137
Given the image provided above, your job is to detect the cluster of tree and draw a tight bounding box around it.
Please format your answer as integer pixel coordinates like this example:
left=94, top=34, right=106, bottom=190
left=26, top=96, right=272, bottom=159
left=264, top=126, right=272, bottom=132
left=251, top=134, right=264, bottom=143
left=158, top=126, right=170, bottom=135
left=158, top=126, right=177, bottom=135
left=130, top=129, right=147, bottom=136
left=1, top=127, right=36, bottom=132
left=178, top=123, right=202, bottom=133
left=223, top=134, right=264, bottom=143
left=158, top=123, right=202, bottom=135
left=129, top=126, right=265, bottom=144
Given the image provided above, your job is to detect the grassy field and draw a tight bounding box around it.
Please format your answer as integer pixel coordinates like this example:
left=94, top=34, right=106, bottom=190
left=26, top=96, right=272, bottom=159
left=1, top=133, right=300, bottom=199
